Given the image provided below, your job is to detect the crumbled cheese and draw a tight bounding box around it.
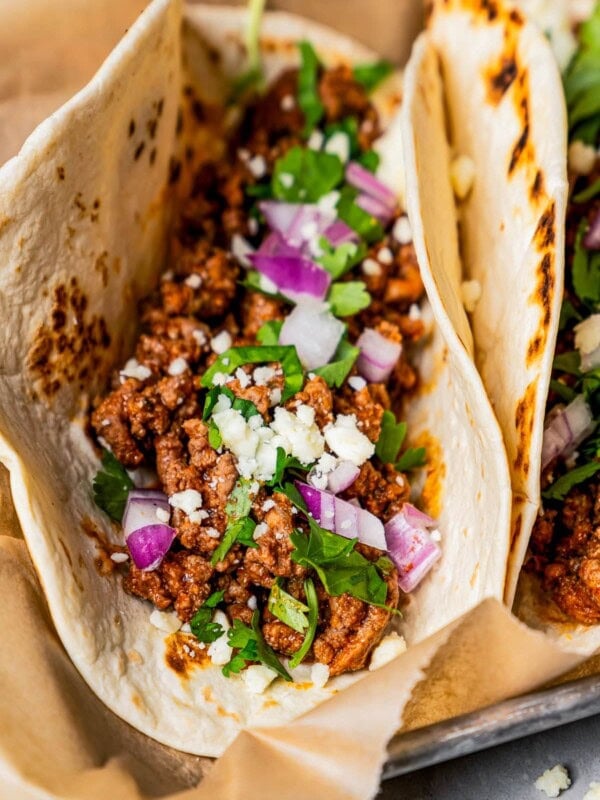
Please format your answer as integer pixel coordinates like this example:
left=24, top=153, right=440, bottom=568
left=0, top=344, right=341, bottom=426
left=247, top=595, right=258, bottom=610
left=450, top=154, right=476, bottom=200
left=574, top=314, right=600, bottom=360
left=307, top=129, right=324, bottom=150
left=213, top=393, right=232, bottom=414
left=378, top=247, right=393, bottom=265
left=310, top=663, right=330, bottom=688
left=231, top=233, right=254, bottom=268
left=188, top=509, right=209, bottom=524
left=180, top=623, right=191, bottom=633
left=243, top=664, right=278, bottom=694
left=210, top=330, right=232, bottom=354
left=317, top=191, right=340, bottom=215
left=583, top=782, right=600, bottom=800
left=269, top=387, right=282, bottom=406
left=192, top=329, right=207, bottom=346
left=247, top=154, right=267, bottom=178
left=248, top=414, right=263, bottom=431
left=212, top=372, right=231, bottom=386
left=324, top=414, right=375, bottom=466
left=254, top=366, right=276, bottom=385
left=237, top=147, right=250, bottom=162
left=369, top=632, right=407, bottom=670
left=161, top=269, right=174, bottom=282
left=460, top=279, right=482, bottom=313
left=208, top=612, right=232, bottom=665
left=362, top=257, right=382, bottom=277
left=259, top=274, right=279, bottom=294
left=408, top=303, right=422, bottom=320
left=235, top=367, right=252, bottom=389
left=149, top=609, right=182, bottom=634
left=262, top=498, right=276, bottom=512
left=248, top=216, right=259, bottom=236
left=279, top=173, right=294, bottom=189
left=271, top=405, right=325, bottom=463
left=184, top=273, right=202, bottom=289
left=280, top=94, right=295, bottom=111
left=206, top=527, right=220, bottom=539
left=430, top=529, right=442, bottom=542
left=253, top=522, right=269, bottom=540
left=110, top=552, right=129, bottom=564
left=167, top=357, right=188, bottom=376
left=169, top=489, right=203, bottom=515
left=120, top=358, right=151, bottom=382
left=535, top=765, right=571, bottom=797
left=392, top=215, right=412, bottom=245
left=568, top=140, right=597, bottom=175
left=325, top=131, right=350, bottom=163
left=213, top=408, right=260, bottom=458
left=155, top=507, right=170, bottom=524
left=348, top=375, right=367, bottom=391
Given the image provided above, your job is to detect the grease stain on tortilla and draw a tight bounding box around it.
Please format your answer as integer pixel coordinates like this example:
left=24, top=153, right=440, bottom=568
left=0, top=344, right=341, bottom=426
left=56, top=166, right=65, bottom=181
left=513, top=379, right=537, bottom=478
left=262, top=698, right=280, bottom=710
left=81, top=516, right=124, bottom=576
left=127, top=649, right=144, bottom=665
left=165, top=633, right=211, bottom=678
left=202, top=685, right=240, bottom=722
left=413, top=432, right=444, bottom=519
left=484, top=54, right=517, bottom=104
left=509, top=510, right=523, bottom=553
left=470, top=562, right=480, bottom=588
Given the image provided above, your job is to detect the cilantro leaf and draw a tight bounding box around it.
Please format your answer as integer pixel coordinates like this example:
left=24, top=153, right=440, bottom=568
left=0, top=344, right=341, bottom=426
left=358, top=149, right=380, bottom=173
left=572, top=219, right=600, bottom=307
left=336, top=186, right=383, bottom=243
left=543, top=461, right=600, bottom=501
left=268, top=579, right=309, bottom=633
left=289, top=578, right=319, bottom=669
left=190, top=590, right=226, bottom=644
left=257, top=319, right=283, bottom=345
left=203, top=386, right=260, bottom=422
left=201, top=345, right=304, bottom=402
left=266, top=448, right=308, bottom=488
left=573, top=178, right=600, bottom=203
left=225, top=478, right=256, bottom=519
left=553, top=351, right=581, bottom=376
left=92, top=449, right=134, bottom=522
left=208, top=421, right=222, bottom=449
left=559, top=299, right=582, bottom=332
left=327, top=281, right=371, bottom=317
left=223, top=613, right=292, bottom=681
left=211, top=479, right=258, bottom=565
left=375, top=411, right=407, bottom=464
left=272, top=146, right=343, bottom=202
left=549, top=379, right=577, bottom=403
left=297, top=41, right=324, bottom=137
left=395, top=447, right=427, bottom=471
left=290, top=517, right=389, bottom=607
left=317, top=239, right=366, bottom=280
left=240, top=270, right=283, bottom=298
left=564, top=6, right=600, bottom=142
left=313, top=338, right=359, bottom=387
left=353, top=60, right=394, bottom=93
left=325, top=118, right=360, bottom=156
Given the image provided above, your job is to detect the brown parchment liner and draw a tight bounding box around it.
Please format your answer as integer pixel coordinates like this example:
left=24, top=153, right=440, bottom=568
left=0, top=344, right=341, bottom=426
left=0, top=1, right=597, bottom=799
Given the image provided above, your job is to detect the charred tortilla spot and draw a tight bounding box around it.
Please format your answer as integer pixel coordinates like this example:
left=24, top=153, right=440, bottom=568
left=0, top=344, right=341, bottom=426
left=128, top=119, right=136, bottom=138
left=484, top=54, right=517, bottom=105
left=57, top=166, right=65, bottom=181
left=526, top=333, right=543, bottom=365
left=147, top=118, right=158, bottom=139
left=134, top=141, right=146, bottom=161
left=513, top=380, right=537, bottom=475
left=165, top=634, right=211, bottom=678
left=169, top=156, right=182, bottom=185
left=508, top=122, right=529, bottom=174
left=150, top=147, right=157, bottom=166
left=530, top=169, right=544, bottom=200
left=534, top=202, right=556, bottom=250
left=509, top=511, right=523, bottom=552
left=176, top=107, right=184, bottom=137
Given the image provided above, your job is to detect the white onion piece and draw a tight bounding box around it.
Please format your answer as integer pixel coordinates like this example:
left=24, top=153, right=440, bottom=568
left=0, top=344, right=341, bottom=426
left=279, top=303, right=344, bottom=370
left=296, top=482, right=387, bottom=550
left=384, top=506, right=441, bottom=593
left=327, top=461, right=360, bottom=494
left=356, top=328, right=402, bottom=383
left=575, top=314, right=600, bottom=372
left=541, top=395, right=595, bottom=469
left=123, top=490, right=170, bottom=535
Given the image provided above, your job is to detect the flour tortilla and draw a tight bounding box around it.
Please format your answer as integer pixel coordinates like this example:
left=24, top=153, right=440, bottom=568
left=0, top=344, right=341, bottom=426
left=0, top=0, right=511, bottom=756
left=401, top=0, right=568, bottom=604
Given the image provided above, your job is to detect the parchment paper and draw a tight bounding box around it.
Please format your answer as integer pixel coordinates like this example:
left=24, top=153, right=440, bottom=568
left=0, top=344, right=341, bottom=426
left=0, top=2, right=598, bottom=799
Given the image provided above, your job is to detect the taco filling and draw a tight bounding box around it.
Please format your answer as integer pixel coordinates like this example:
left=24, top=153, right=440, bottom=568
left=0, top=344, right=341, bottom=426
left=89, top=44, right=440, bottom=681
left=526, top=7, right=600, bottom=624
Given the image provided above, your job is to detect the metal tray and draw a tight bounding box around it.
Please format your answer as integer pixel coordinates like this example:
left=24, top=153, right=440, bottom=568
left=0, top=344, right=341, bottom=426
left=383, top=674, right=600, bottom=779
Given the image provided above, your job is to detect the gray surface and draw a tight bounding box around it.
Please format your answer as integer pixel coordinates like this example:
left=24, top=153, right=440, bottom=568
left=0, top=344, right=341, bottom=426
left=379, top=714, right=600, bottom=799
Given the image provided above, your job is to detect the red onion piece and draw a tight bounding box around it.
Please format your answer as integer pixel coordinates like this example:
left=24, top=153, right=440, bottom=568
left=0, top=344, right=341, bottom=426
left=259, top=201, right=302, bottom=236
left=327, top=460, right=360, bottom=494
left=541, top=395, right=595, bottom=469
left=256, top=231, right=299, bottom=259
left=296, top=482, right=387, bottom=550
left=123, top=490, right=170, bottom=536
left=126, top=524, right=176, bottom=572
left=356, top=328, right=402, bottom=383
left=346, top=161, right=396, bottom=211
left=249, top=253, right=331, bottom=303
left=583, top=208, right=600, bottom=250
left=259, top=201, right=336, bottom=247
left=279, top=303, right=344, bottom=369
left=356, top=192, right=394, bottom=224
left=402, top=503, right=437, bottom=529
left=324, top=220, right=359, bottom=246
left=384, top=506, right=441, bottom=593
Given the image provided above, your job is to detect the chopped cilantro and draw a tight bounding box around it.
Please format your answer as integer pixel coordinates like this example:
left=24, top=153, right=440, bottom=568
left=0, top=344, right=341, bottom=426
left=325, top=118, right=360, bottom=155
left=223, top=612, right=292, bottom=680
left=317, top=239, right=366, bottom=280
left=228, top=0, right=266, bottom=102
left=268, top=579, right=309, bottom=633
left=549, top=379, right=577, bottom=403
left=395, top=447, right=427, bottom=471
left=297, top=41, right=324, bottom=137
left=553, top=351, right=581, bottom=376
left=257, top=319, right=283, bottom=345
left=211, top=479, right=258, bottom=565
left=201, top=345, right=304, bottom=402
left=573, top=178, right=600, bottom=203
left=572, top=219, right=600, bottom=308
left=353, top=60, right=394, bottom=93
left=558, top=299, right=582, bottom=331
left=272, top=146, right=343, bottom=202
left=207, top=421, right=222, bottom=449
left=202, top=386, right=260, bottom=421
left=289, top=578, right=319, bottom=669
left=336, top=186, right=383, bottom=243
left=313, top=338, right=359, bottom=387
left=564, top=4, right=600, bottom=143
left=92, top=449, right=134, bottom=522
left=266, top=448, right=308, bottom=488
left=245, top=183, right=273, bottom=199
left=327, top=281, right=371, bottom=317
left=358, top=149, right=380, bottom=173
left=376, top=411, right=406, bottom=463
left=190, top=590, right=225, bottom=643
left=543, top=460, right=600, bottom=501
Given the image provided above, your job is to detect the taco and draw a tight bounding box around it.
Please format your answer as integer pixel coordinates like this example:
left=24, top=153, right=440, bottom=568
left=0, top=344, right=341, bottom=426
left=401, top=0, right=568, bottom=603
left=0, top=0, right=511, bottom=756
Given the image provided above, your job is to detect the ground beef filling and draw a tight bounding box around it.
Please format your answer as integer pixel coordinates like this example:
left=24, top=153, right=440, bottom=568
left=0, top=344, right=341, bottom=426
left=91, top=66, right=427, bottom=676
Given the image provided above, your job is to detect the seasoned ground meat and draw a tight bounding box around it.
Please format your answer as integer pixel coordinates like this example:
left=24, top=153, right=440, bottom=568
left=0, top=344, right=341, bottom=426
left=286, top=375, right=334, bottom=428
left=241, top=291, right=285, bottom=339
left=334, top=383, right=388, bottom=442
left=344, top=461, right=410, bottom=522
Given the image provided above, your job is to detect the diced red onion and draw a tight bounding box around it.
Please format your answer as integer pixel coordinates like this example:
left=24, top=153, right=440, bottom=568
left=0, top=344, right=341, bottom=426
left=259, top=201, right=336, bottom=247
left=583, top=208, right=600, bottom=250
left=327, top=461, right=360, bottom=494
left=249, top=253, right=331, bottom=303
left=356, top=193, right=394, bottom=224
left=123, top=490, right=170, bottom=536
left=346, top=161, right=397, bottom=211
left=384, top=505, right=441, bottom=593
left=541, top=395, right=595, bottom=469
left=323, top=220, right=359, bottom=246
left=296, top=482, right=387, bottom=550
left=402, top=504, right=437, bottom=529
left=259, top=201, right=302, bottom=236
left=356, top=328, right=402, bottom=383
left=279, top=303, right=344, bottom=369
left=257, top=231, right=300, bottom=258
left=126, top=524, right=176, bottom=572
left=127, top=467, right=159, bottom=489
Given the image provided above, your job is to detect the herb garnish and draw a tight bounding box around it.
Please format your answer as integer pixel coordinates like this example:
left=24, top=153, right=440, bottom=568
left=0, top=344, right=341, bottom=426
left=190, top=590, right=226, bottom=643
left=289, top=578, right=319, bottom=669
left=92, top=449, right=134, bottom=521
left=268, top=579, right=310, bottom=633
left=313, top=338, right=359, bottom=387
left=272, top=146, right=343, bottom=202
left=201, top=345, right=304, bottom=402
left=228, top=0, right=266, bottom=102
left=327, top=281, right=371, bottom=317
left=543, top=461, right=600, bottom=501
left=375, top=410, right=426, bottom=472
left=563, top=3, right=600, bottom=144
left=211, top=478, right=258, bottom=565
left=223, top=611, right=293, bottom=680
left=297, top=41, right=324, bottom=137
left=318, top=239, right=367, bottom=280
left=202, top=386, right=261, bottom=421
left=266, top=448, right=308, bottom=488
left=256, top=319, right=283, bottom=345
left=353, top=60, right=394, bottom=93
left=336, top=186, right=384, bottom=243
left=572, top=220, right=600, bottom=308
